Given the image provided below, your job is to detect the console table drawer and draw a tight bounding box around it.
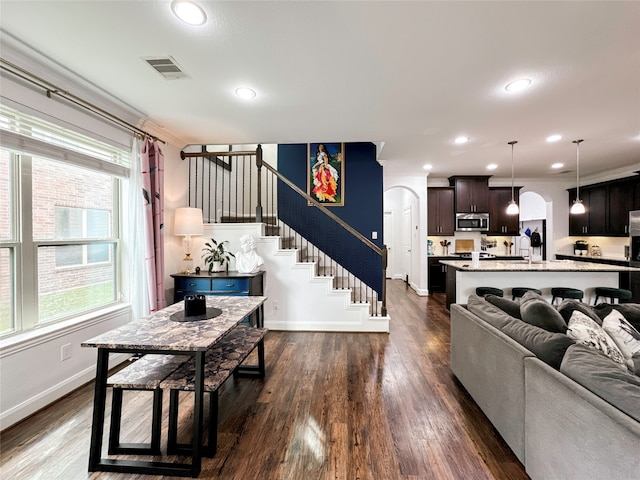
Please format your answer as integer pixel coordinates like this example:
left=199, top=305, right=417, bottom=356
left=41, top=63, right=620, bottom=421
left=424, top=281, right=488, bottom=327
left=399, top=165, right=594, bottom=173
left=171, top=271, right=264, bottom=304
left=212, top=278, right=250, bottom=294
left=174, top=277, right=211, bottom=291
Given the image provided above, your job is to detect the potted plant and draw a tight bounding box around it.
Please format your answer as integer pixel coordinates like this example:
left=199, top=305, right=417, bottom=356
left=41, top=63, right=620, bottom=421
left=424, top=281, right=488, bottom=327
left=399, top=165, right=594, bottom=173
left=202, top=238, right=235, bottom=273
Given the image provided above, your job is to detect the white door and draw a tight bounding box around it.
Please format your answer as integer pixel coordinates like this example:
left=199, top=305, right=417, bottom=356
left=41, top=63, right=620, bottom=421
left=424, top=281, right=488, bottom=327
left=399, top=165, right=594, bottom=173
left=383, top=211, right=393, bottom=278
left=402, top=206, right=413, bottom=283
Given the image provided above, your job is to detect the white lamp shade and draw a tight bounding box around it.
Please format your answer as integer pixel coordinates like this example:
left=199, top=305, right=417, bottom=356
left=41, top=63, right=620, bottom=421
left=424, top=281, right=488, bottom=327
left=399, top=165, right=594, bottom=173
left=570, top=200, right=586, bottom=215
left=506, top=200, right=520, bottom=215
left=174, top=207, right=204, bottom=235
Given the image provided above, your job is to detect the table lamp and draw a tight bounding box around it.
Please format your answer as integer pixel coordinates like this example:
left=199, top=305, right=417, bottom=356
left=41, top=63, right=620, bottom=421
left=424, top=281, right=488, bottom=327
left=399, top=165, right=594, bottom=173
left=174, top=207, right=204, bottom=273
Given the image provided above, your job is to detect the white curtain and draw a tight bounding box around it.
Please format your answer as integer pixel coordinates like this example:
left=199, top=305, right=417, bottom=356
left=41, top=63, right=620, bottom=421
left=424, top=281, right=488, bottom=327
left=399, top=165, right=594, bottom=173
left=125, top=137, right=149, bottom=319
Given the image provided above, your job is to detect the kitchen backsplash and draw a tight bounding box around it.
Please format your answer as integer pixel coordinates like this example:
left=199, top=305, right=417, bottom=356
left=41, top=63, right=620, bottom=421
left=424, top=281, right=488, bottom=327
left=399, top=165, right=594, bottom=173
left=557, top=236, right=630, bottom=259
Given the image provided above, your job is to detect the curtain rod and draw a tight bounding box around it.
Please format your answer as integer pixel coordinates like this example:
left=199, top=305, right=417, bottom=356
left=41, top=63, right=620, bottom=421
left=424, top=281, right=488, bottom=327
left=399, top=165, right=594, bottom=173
left=0, top=57, right=165, bottom=144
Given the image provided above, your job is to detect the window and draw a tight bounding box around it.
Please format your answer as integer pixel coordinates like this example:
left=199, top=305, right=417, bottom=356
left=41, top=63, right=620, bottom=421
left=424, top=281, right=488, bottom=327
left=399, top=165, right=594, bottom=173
left=0, top=150, right=14, bottom=335
left=0, top=105, right=128, bottom=335
left=54, top=206, right=112, bottom=267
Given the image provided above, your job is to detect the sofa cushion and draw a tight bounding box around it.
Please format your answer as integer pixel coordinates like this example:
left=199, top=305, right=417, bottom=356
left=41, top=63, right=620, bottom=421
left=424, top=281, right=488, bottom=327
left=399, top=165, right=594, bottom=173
left=485, top=294, right=522, bottom=319
left=602, top=309, right=640, bottom=373
left=560, top=344, right=640, bottom=422
left=519, top=291, right=567, bottom=333
left=593, top=303, right=640, bottom=332
left=467, top=294, right=518, bottom=329
left=566, top=311, right=626, bottom=367
left=500, top=320, right=574, bottom=369
left=557, top=299, right=602, bottom=326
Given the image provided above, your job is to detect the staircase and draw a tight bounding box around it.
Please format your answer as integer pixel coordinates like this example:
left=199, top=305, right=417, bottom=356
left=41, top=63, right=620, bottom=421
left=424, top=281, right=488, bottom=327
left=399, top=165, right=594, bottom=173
left=203, top=222, right=390, bottom=333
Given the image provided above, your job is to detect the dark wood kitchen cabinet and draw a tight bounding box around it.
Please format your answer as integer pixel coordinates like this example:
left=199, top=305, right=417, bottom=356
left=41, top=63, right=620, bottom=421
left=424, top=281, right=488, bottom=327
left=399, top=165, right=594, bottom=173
left=449, top=176, right=490, bottom=213
left=569, top=175, right=640, bottom=236
left=488, top=187, right=521, bottom=235
left=608, top=176, right=640, bottom=235
left=428, top=257, right=448, bottom=293
left=569, top=185, right=607, bottom=235
left=428, top=187, right=454, bottom=235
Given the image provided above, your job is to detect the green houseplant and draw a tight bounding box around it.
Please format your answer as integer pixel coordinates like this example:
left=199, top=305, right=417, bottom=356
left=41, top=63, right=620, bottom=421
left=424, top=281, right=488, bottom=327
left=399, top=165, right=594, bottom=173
left=202, top=239, right=235, bottom=273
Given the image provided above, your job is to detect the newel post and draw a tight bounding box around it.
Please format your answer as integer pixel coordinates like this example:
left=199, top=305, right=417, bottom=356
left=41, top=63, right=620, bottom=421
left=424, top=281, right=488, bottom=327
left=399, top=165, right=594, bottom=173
left=381, top=245, right=388, bottom=316
left=255, top=144, right=263, bottom=223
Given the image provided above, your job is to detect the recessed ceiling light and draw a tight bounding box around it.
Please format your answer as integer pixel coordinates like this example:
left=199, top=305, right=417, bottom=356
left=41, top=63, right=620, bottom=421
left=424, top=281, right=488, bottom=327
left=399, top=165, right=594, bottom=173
left=423, top=164, right=433, bottom=170
left=546, top=134, right=562, bottom=142
left=505, top=78, right=532, bottom=92
left=454, top=136, right=469, bottom=144
left=235, top=87, right=257, bottom=99
left=551, top=162, right=564, bottom=169
left=486, top=164, right=498, bottom=170
left=171, top=1, right=207, bottom=26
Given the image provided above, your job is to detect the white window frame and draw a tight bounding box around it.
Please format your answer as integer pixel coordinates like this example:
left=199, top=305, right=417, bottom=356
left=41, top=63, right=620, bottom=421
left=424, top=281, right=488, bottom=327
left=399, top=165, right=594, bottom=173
left=0, top=104, right=129, bottom=337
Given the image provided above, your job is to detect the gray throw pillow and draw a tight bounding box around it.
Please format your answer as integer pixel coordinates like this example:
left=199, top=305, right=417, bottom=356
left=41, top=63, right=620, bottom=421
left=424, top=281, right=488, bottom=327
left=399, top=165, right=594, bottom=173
left=485, top=294, right=522, bottom=319
left=467, top=294, right=518, bottom=330
left=501, top=320, right=574, bottom=369
left=557, top=299, right=602, bottom=326
left=560, top=344, right=640, bottom=422
left=520, top=291, right=568, bottom=333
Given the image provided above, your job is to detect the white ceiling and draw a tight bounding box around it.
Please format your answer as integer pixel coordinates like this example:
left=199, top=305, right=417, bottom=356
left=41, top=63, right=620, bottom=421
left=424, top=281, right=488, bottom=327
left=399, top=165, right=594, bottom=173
left=1, top=1, right=639, bottom=180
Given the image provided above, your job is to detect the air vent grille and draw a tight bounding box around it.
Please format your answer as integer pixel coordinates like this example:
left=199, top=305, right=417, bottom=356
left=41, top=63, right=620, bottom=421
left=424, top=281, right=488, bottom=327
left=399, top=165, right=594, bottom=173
left=143, top=56, right=189, bottom=80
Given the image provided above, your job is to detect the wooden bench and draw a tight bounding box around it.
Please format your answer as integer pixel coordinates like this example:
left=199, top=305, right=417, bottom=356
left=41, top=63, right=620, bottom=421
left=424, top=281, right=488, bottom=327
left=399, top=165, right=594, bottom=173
left=105, top=324, right=267, bottom=458
left=160, top=324, right=268, bottom=457
left=106, top=354, right=189, bottom=455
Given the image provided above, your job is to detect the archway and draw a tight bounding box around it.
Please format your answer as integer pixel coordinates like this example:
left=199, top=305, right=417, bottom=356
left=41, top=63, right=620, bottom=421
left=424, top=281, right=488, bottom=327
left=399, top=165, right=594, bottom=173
left=519, top=191, right=549, bottom=260
left=383, top=186, right=421, bottom=287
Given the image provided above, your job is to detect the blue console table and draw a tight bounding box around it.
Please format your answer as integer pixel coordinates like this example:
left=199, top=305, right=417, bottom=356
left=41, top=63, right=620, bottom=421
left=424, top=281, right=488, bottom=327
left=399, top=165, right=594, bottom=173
left=171, top=271, right=265, bottom=325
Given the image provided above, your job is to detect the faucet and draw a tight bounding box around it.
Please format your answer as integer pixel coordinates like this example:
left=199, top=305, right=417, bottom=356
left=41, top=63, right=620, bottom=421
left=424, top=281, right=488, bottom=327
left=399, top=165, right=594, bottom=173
left=519, top=236, right=532, bottom=264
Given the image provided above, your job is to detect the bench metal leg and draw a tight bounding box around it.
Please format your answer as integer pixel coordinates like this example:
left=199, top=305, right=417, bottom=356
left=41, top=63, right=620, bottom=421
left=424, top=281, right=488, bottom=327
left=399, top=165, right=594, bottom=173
left=108, top=388, right=163, bottom=456
left=168, top=389, right=218, bottom=458
left=234, top=339, right=266, bottom=378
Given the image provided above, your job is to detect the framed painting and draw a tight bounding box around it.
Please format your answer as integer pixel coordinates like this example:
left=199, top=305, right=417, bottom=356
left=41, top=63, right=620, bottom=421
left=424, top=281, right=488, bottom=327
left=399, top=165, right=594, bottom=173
left=307, top=142, right=344, bottom=206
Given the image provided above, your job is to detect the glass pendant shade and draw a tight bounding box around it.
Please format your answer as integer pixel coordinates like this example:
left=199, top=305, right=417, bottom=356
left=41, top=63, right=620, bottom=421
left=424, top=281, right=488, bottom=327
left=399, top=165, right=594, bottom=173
left=570, top=199, right=586, bottom=215
left=506, top=200, right=520, bottom=215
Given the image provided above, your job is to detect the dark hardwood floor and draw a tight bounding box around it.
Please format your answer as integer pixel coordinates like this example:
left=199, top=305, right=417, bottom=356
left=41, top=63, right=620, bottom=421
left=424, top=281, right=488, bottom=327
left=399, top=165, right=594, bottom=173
left=0, top=280, right=528, bottom=479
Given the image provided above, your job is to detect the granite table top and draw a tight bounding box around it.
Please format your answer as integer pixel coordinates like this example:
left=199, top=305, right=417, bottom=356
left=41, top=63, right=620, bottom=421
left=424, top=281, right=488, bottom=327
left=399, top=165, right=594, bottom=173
left=81, top=295, right=267, bottom=351
left=438, top=259, right=640, bottom=272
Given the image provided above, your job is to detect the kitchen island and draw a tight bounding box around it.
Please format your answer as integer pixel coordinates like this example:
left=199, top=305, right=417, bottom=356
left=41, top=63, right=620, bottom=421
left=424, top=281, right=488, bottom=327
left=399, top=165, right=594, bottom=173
left=439, top=259, right=640, bottom=308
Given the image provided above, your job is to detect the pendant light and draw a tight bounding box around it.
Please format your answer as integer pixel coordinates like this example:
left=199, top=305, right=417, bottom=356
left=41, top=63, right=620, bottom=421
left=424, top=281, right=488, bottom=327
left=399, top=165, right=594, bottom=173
left=570, top=139, right=586, bottom=214
left=506, top=140, right=520, bottom=215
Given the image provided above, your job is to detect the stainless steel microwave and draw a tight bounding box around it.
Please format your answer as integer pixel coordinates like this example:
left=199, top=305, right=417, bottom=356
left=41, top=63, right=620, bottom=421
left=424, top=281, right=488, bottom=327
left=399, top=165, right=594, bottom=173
left=456, top=213, right=489, bottom=232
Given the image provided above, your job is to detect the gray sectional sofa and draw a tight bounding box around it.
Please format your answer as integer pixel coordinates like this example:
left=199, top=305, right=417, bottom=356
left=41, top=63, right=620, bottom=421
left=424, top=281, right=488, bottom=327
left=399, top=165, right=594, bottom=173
left=450, top=295, right=640, bottom=480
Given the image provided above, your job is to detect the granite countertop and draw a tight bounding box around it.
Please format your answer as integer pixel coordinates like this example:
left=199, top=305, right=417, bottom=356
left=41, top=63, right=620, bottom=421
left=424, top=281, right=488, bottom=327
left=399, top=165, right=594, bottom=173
left=82, top=295, right=267, bottom=351
left=555, top=253, right=630, bottom=264
left=439, top=259, right=640, bottom=272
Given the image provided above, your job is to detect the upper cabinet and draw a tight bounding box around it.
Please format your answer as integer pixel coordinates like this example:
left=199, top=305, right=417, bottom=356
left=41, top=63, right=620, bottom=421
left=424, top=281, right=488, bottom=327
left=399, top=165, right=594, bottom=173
left=428, top=187, right=455, bottom=235
left=568, top=175, right=640, bottom=236
left=608, top=179, right=636, bottom=235
left=488, top=187, right=521, bottom=235
left=449, top=176, right=490, bottom=213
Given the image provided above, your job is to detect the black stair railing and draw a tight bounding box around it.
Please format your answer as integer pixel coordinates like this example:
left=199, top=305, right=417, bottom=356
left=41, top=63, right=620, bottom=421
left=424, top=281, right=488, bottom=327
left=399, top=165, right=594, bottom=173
left=180, top=144, right=387, bottom=317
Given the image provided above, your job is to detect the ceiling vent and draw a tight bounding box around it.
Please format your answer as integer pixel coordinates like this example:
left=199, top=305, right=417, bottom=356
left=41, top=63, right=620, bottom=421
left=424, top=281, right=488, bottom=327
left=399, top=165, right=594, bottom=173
left=142, top=56, right=189, bottom=80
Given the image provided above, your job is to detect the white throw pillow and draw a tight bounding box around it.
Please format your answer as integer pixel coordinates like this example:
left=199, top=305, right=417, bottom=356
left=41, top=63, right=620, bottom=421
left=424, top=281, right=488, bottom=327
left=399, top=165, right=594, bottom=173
left=566, top=311, right=626, bottom=367
left=602, top=309, right=640, bottom=371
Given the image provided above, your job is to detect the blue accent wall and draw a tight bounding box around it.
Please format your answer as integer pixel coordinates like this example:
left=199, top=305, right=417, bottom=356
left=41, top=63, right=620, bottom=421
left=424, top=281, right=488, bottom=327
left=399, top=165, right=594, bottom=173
left=277, top=142, right=383, bottom=293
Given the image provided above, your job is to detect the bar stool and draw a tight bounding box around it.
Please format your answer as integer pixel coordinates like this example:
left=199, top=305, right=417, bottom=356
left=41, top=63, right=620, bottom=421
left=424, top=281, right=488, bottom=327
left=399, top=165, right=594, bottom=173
left=551, top=287, right=584, bottom=305
left=593, top=287, right=632, bottom=305
left=512, top=287, right=542, bottom=301
left=476, top=287, right=504, bottom=297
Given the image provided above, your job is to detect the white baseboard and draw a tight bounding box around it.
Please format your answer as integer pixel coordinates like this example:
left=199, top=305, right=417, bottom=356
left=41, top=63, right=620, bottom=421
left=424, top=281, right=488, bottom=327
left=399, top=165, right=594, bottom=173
left=0, top=353, right=129, bottom=431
